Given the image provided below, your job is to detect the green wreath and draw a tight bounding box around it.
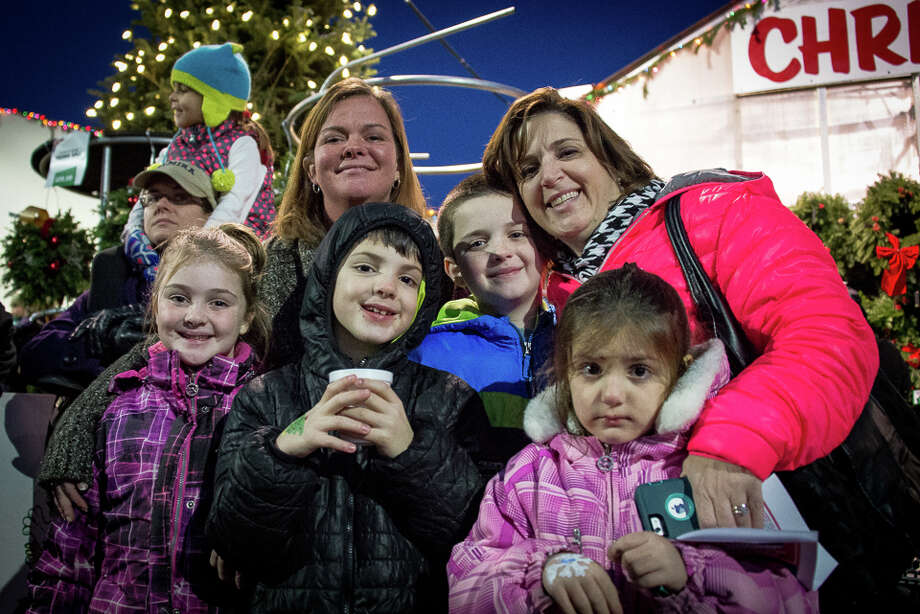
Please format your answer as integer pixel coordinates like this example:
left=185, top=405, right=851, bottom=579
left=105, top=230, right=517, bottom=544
left=1, top=209, right=95, bottom=310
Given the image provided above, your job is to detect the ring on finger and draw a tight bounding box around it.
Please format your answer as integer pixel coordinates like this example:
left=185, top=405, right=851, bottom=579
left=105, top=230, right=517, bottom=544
left=731, top=502, right=750, bottom=517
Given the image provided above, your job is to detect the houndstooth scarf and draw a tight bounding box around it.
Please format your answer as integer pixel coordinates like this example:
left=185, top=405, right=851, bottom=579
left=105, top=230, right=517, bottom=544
left=555, top=179, right=665, bottom=282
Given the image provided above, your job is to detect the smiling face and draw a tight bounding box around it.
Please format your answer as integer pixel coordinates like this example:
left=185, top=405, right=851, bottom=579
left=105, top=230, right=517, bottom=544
left=516, top=112, right=622, bottom=255
left=141, top=178, right=210, bottom=246
left=569, top=330, right=673, bottom=445
left=306, top=95, right=400, bottom=223
left=155, top=259, right=251, bottom=367
left=445, top=194, right=544, bottom=328
left=332, top=237, right=422, bottom=362
left=169, top=82, right=205, bottom=129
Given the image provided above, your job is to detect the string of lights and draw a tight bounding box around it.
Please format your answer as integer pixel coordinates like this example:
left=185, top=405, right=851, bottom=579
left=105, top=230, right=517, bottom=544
left=586, top=0, right=779, bottom=102
left=0, top=107, right=102, bottom=136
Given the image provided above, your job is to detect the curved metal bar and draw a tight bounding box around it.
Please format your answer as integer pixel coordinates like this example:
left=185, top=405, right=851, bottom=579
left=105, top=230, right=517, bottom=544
left=283, top=75, right=526, bottom=174
left=416, top=163, right=484, bottom=175
left=318, top=7, right=515, bottom=92
left=284, top=75, right=525, bottom=145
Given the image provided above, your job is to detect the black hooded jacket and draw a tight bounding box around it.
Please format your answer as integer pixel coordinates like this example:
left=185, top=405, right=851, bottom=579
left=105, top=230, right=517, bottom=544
left=206, top=204, right=489, bottom=613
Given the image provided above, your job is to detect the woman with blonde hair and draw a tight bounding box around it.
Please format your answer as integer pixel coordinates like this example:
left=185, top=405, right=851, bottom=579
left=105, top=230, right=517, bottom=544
left=41, top=77, right=431, bottom=522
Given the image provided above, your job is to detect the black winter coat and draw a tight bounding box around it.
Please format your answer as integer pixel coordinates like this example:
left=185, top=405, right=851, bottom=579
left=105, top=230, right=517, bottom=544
left=207, top=204, right=489, bottom=613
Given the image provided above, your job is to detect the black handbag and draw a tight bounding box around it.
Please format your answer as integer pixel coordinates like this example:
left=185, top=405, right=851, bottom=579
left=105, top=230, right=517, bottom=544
left=664, top=195, right=920, bottom=610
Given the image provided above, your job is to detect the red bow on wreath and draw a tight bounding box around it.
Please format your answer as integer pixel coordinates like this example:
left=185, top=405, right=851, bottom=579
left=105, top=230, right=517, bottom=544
left=901, top=343, right=920, bottom=369
left=876, top=233, right=919, bottom=297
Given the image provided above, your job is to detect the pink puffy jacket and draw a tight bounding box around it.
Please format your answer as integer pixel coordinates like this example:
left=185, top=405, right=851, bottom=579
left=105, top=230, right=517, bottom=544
left=542, top=170, right=878, bottom=479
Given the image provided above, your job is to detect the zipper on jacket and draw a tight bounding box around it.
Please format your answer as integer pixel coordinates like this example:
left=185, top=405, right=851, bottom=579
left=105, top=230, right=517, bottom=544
left=168, top=370, right=199, bottom=599
left=570, top=528, right=583, bottom=554
left=521, top=332, right=533, bottom=382
left=603, top=444, right=618, bottom=564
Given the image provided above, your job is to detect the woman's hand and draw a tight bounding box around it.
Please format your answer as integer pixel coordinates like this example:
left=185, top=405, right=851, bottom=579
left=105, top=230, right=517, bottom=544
left=338, top=378, right=413, bottom=458
left=608, top=532, right=687, bottom=594
left=275, top=375, right=373, bottom=457
left=541, top=552, right=622, bottom=614
left=681, top=455, right=764, bottom=528
left=52, top=481, right=88, bottom=522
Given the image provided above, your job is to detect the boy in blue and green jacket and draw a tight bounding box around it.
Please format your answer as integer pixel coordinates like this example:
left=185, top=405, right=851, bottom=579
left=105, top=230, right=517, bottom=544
left=410, top=174, right=555, bottom=471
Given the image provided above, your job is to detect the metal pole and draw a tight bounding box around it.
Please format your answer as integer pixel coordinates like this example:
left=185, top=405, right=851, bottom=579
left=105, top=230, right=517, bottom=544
left=913, top=74, right=920, bottom=174
left=817, top=87, right=831, bottom=193
left=403, top=0, right=512, bottom=105
left=100, top=144, right=112, bottom=214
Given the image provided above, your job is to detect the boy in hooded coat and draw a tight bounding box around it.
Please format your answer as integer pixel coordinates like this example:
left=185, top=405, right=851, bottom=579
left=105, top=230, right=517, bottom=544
left=206, top=203, right=489, bottom=613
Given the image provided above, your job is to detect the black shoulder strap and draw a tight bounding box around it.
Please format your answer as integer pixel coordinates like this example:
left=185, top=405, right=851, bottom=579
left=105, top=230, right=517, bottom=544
left=663, top=195, right=758, bottom=377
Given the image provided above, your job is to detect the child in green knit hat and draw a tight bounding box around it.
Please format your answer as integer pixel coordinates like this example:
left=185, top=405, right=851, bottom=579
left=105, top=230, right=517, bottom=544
left=123, top=42, right=276, bottom=282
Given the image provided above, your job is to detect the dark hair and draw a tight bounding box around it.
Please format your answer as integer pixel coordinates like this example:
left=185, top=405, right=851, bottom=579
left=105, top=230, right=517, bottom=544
left=552, top=264, right=689, bottom=430
left=359, top=226, right=422, bottom=265
left=436, top=172, right=511, bottom=260
left=229, top=110, right=274, bottom=166
left=482, top=87, right=657, bottom=248
left=275, top=78, right=426, bottom=246
left=149, top=224, right=271, bottom=359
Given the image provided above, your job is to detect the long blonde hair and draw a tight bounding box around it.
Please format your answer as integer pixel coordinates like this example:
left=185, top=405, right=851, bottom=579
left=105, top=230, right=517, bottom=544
left=274, top=78, right=426, bottom=247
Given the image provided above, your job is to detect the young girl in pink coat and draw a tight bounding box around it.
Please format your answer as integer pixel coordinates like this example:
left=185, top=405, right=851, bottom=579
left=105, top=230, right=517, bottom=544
left=448, top=265, right=818, bottom=614
left=27, top=225, right=270, bottom=613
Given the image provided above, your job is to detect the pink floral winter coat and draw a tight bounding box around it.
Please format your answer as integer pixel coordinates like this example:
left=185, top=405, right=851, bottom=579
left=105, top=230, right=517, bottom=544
left=448, top=340, right=819, bottom=613
left=542, top=170, right=878, bottom=479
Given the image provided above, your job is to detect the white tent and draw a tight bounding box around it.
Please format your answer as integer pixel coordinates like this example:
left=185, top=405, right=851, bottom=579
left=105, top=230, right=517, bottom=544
left=591, top=0, right=918, bottom=206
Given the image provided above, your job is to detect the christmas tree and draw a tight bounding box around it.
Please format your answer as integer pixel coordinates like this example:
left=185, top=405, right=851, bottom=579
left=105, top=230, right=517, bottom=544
left=86, top=0, right=380, bottom=161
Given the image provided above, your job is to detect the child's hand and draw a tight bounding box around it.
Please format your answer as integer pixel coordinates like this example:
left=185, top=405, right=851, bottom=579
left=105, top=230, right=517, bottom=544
left=608, top=532, right=687, bottom=594
left=209, top=549, right=242, bottom=589
left=541, top=552, right=623, bottom=614
left=52, top=481, right=89, bottom=523
left=338, top=378, right=413, bottom=458
left=275, top=375, right=373, bottom=457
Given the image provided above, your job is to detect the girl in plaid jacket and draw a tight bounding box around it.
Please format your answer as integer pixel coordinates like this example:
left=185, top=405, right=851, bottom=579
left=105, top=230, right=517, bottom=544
left=27, top=225, right=269, bottom=614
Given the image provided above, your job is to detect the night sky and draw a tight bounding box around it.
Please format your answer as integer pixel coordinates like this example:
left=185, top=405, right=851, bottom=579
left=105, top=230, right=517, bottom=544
left=0, top=0, right=729, bottom=206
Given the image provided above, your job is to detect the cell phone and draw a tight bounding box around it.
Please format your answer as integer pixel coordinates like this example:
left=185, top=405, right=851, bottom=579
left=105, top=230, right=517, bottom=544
left=634, top=477, right=699, bottom=538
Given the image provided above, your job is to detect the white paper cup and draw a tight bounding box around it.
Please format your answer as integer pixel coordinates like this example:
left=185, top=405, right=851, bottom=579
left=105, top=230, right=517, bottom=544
left=328, top=368, right=393, bottom=445
left=328, top=368, right=393, bottom=384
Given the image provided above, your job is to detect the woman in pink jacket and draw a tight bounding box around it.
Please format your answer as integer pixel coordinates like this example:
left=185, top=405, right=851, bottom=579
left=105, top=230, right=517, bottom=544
left=449, top=266, right=817, bottom=613
left=481, top=87, right=878, bottom=529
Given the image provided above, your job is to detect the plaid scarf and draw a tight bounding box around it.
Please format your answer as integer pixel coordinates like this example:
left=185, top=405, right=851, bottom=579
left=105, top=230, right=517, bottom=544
left=555, top=179, right=664, bottom=282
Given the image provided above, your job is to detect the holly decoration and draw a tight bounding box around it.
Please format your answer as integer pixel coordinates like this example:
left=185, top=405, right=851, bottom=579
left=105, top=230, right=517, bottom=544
left=794, top=172, right=920, bottom=393
left=790, top=192, right=852, bottom=278
left=850, top=172, right=920, bottom=294
left=1, top=209, right=95, bottom=310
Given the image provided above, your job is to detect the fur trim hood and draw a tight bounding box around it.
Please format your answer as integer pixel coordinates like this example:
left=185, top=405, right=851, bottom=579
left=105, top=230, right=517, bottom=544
left=523, top=339, right=729, bottom=443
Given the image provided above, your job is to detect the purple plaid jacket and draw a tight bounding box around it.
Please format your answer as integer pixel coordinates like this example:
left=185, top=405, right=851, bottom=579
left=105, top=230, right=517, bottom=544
left=28, top=341, right=255, bottom=613
left=448, top=341, right=819, bottom=613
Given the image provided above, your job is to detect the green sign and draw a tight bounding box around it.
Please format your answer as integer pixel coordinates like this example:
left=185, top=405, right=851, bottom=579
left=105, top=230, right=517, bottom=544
left=51, top=168, right=77, bottom=187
